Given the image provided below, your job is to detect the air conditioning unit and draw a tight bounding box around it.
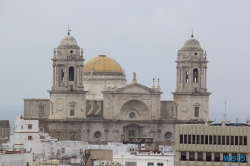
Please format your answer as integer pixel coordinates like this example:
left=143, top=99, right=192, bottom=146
left=115, top=162, right=120, bottom=165
left=101, top=161, right=105, bottom=165
left=106, top=161, right=111, bottom=165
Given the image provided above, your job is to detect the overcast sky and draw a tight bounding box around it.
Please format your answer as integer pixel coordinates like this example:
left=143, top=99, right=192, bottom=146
left=0, top=0, right=250, bottom=124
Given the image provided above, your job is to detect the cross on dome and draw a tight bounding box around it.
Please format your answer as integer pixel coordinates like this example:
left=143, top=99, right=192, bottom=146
left=67, top=25, right=71, bottom=35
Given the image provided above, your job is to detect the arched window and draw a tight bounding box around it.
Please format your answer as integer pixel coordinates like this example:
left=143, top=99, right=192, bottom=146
left=70, top=105, right=75, bottom=116
left=193, top=69, right=198, bottom=83
left=69, top=66, right=74, bottom=81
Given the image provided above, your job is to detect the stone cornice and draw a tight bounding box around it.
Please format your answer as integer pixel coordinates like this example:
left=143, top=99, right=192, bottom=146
left=47, top=90, right=88, bottom=94
left=171, top=92, right=211, bottom=96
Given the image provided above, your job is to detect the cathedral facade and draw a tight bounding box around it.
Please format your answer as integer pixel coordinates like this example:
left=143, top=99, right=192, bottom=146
left=23, top=32, right=211, bottom=146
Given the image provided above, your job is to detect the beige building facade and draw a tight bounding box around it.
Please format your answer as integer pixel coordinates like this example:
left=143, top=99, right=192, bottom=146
left=0, top=120, right=10, bottom=144
left=175, top=123, right=250, bottom=166
left=23, top=32, right=211, bottom=146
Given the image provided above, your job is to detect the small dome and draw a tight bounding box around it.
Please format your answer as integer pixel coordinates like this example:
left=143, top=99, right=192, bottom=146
left=59, top=34, right=77, bottom=46
left=84, top=55, right=123, bottom=75
left=183, top=37, right=201, bottom=48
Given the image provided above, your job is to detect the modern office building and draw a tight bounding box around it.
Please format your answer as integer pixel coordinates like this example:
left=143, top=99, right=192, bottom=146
left=175, top=122, right=250, bottom=166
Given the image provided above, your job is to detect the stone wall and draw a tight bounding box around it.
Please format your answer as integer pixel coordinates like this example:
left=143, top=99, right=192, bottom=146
left=23, top=98, right=50, bottom=119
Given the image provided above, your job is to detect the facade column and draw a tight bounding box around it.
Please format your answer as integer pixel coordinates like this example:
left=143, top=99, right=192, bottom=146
left=74, top=65, right=77, bottom=86
left=53, top=65, right=55, bottom=88
left=65, top=66, right=68, bottom=87
left=205, top=67, right=207, bottom=89
left=198, top=67, right=201, bottom=89
left=189, top=67, right=192, bottom=91
left=181, top=68, right=184, bottom=88
left=201, top=68, right=204, bottom=89
left=56, top=66, right=60, bottom=86
left=76, top=66, right=79, bottom=87
left=176, top=67, right=179, bottom=89
left=80, top=65, right=83, bottom=86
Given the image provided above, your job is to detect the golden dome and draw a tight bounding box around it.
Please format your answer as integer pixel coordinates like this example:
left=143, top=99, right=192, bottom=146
left=83, top=55, right=123, bottom=75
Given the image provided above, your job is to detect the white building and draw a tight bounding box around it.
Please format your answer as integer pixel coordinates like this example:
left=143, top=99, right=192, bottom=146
left=0, top=153, right=33, bottom=166
left=11, top=115, right=40, bottom=149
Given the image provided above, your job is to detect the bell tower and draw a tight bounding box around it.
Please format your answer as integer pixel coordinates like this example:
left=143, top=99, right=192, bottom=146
left=172, top=35, right=211, bottom=121
left=48, top=31, right=87, bottom=119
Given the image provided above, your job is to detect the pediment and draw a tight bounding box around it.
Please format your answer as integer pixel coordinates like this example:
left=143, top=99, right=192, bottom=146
left=116, top=83, right=159, bottom=94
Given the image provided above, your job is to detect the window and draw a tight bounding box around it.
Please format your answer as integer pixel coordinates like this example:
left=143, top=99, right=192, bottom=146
left=235, top=136, right=238, bottom=145
left=215, top=153, right=220, bottom=162
left=129, top=112, right=135, bottom=118
left=223, top=153, right=229, bottom=162
left=39, top=106, right=44, bottom=117
left=240, top=153, right=247, bottom=162
left=198, top=152, right=203, bottom=161
left=184, top=135, right=187, bottom=144
left=244, top=136, right=247, bottom=145
left=222, top=136, right=225, bottom=145
left=165, top=132, right=172, bottom=140
left=201, top=135, right=204, bottom=144
left=28, top=124, right=32, bottom=129
left=181, top=152, right=186, bottom=160
left=195, top=107, right=199, bottom=117
left=148, top=163, right=154, bottom=166
left=180, top=135, right=183, bottom=144
left=129, top=130, right=135, bottom=138
left=61, top=69, right=64, bottom=81
left=209, top=135, right=212, bottom=144
left=71, top=134, right=75, bottom=141
left=205, top=135, right=208, bottom=144
left=157, top=163, right=163, bottom=166
left=218, top=136, right=221, bottom=145
left=70, top=105, right=75, bottom=116
left=213, top=135, right=217, bottom=144
left=28, top=136, right=32, bottom=140
left=26, top=162, right=29, bottom=166
left=232, top=153, right=237, bottom=162
left=69, top=66, right=74, bottom=81
left=193, top=69, right=198, bottom=83
left=94, top=131, right=102, bottom=139
left=70, top=85, right=73, bottom=91
left=206, top=152, right=211, bottom=161
left=192, top=135, right=196, bottom=144
left=188, top=135, right=191, bottom=144
left=239, top=136, right=243, bottom=145
left=189, top=152, right=195, bottom=161
left=226, top=136, right=230, bottom=145
left=185, top=71, right=188, bottom=83
left=21, top=125, right=23, bottom=129
left=197, top=135, right=200, bottom=144
left=231, top=136, right=234, bottom=145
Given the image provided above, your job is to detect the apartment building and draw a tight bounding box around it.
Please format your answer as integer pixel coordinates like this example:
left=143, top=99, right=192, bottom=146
left=175, top=122, right=250, bottom=166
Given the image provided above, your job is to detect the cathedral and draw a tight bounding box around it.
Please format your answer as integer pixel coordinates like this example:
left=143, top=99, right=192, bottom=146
left=23, top=32, right=211, bottom=146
